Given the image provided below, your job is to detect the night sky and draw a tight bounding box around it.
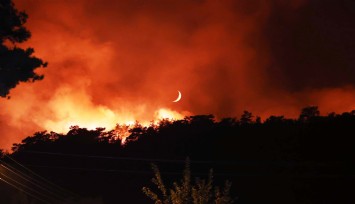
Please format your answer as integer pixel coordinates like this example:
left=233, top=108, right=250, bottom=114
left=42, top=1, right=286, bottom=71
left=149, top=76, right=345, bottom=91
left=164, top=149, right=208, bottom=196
left=1, top=0, right=355, bottom=149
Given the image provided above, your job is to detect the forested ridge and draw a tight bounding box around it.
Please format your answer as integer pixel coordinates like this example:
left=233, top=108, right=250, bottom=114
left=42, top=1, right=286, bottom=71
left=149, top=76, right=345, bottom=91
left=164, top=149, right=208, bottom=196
left=1, top=106, right=355, bottom=203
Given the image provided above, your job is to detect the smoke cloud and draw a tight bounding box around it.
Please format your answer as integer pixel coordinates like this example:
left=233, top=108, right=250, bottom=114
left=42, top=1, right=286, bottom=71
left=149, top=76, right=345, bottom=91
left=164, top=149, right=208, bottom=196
left=0, top=0, right=354, bottom=149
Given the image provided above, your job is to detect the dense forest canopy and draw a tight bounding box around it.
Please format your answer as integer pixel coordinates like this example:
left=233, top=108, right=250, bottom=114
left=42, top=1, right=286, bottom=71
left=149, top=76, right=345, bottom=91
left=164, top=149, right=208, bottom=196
left=1, top=106, right=355, bottom=203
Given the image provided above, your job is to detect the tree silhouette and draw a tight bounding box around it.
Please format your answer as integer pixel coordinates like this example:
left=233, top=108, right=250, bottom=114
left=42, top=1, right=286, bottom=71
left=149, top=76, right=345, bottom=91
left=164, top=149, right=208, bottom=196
left=143, top=159, right=234, bottom=204
left=240, top=111, right=253, bottom=124
left=265, top=115, right=285, bottom=124
left=299, top=106, right=320, bottom=121
left=7, top=107, right=355, bottom=204
left=0, top=0, right=47, bottom=98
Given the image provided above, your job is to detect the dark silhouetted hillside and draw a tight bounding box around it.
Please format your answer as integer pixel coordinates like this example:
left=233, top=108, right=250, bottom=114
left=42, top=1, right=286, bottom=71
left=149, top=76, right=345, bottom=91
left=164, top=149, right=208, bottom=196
left=2, top=106, right=355, bottom=203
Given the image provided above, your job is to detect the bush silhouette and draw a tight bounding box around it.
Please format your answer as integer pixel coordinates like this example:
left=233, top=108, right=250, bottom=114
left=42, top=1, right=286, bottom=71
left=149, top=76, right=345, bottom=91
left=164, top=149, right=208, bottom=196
left=143, top=159, right=234, bottom=204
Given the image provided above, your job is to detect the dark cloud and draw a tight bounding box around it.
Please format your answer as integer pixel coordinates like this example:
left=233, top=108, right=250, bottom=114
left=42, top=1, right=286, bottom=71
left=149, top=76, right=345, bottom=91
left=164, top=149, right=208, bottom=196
left=263, top=0, right=355, bottom=91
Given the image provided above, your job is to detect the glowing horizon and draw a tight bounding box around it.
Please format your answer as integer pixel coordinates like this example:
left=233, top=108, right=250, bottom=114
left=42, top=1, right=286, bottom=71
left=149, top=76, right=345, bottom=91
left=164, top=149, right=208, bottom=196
left=1, top=0, right=355, bottom=150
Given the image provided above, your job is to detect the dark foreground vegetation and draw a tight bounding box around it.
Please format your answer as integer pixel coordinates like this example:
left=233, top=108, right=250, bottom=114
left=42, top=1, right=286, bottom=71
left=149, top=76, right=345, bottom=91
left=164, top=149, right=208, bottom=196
left=1, top=106, right=355, bottom=203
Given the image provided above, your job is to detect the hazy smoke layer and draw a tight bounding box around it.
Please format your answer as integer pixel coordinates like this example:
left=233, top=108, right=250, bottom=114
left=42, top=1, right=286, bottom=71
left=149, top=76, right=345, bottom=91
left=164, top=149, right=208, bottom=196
left=0, top=0, right=354, bottom=149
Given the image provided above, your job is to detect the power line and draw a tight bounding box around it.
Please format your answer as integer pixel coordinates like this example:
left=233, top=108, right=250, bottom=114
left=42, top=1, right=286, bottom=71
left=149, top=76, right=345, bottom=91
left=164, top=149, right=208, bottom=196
left=1, top=163, right=68, bottom=203
left=23, top=150, right=201, bottom=163
left=23, top=164, right=264, bottom=176
left=26, top=164, right=157, bottom=174
left=24, top=164, right=355, bottom=178
left=0, top=176, right=51, bottom=204
left=4, top=154, right=79, bottom=198
left=0, top=157, right=77, bottom=203
left=25, top=164, right=241, bottom=176
left=0, top=172, right=54, bottom=204
left=21, top=150, right=351, bottom=166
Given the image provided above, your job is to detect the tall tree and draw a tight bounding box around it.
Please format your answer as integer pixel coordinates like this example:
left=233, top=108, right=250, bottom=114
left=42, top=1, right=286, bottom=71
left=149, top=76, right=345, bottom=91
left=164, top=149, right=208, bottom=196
left=299, top=106, right=320, bottom=121
left=240, top=111, right=253, bottom=125
left=0, top=0, right=47, bottom=98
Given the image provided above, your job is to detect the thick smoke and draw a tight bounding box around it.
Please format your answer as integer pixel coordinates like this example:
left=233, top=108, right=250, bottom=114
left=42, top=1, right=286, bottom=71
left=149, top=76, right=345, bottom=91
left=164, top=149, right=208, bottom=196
left=0, top=0, right=354, bottom=149
left=263, top=0, right=355, bottom=91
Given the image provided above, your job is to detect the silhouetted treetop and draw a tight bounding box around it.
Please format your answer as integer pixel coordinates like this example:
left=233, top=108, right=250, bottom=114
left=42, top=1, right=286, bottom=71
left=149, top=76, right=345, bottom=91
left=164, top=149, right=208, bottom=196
left=7, top=107, right=355, bottom=204
left=299, top=106, right=320, bottom=121
left=0, top=0, right=47, bottom=98
left=0, top=0, right=30, bottom=43
left=265, top=115, right=285, bottom=124
left=240, top=111, right=253, bottom=124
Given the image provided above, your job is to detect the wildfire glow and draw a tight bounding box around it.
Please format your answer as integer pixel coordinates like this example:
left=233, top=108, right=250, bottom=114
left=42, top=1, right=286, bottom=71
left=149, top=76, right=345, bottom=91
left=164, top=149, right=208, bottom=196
left=154, top=108, right=185, bottom=121
left=40, top=86, right=189, bottom=133
left=43, top=92, right=189, bottom=133
left=1, top=0, right=354, bottom=150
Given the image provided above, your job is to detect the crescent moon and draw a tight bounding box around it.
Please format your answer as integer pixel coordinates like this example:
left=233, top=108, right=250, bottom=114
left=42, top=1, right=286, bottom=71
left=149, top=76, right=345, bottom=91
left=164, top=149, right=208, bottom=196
left=173, top=91, right=182, bottom=102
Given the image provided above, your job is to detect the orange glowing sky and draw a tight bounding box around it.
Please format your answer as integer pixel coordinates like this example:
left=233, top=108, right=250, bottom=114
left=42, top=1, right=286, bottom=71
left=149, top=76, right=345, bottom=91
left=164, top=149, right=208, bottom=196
left=1, top=0, right=355, bottom=149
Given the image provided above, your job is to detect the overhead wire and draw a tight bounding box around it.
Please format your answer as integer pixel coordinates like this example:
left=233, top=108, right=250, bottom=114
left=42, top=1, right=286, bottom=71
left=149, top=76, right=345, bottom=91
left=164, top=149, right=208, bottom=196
left=22, top=164, right=355, bottom=178
left=22, top=150, right=350, bottom=166
left=4, top=154, right=79, bottom=198
left=0, top=172, right=53, bottom=204
left=0, top=176, right=51, bottom=204
left=0, top=163, right=69, bottom=203
left=1, top=155, right=79, bottom=203
left=23, top=150, right=204, bottom=164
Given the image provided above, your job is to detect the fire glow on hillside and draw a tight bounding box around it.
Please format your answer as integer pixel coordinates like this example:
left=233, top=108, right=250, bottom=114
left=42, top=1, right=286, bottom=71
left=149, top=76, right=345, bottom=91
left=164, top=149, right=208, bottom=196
left=1, top=0, right=355, bottom=149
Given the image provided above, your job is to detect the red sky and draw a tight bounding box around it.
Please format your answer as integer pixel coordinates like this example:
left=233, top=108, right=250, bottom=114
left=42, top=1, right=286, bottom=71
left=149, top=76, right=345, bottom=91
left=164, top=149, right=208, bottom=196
left=1, top=0, right=355, bottom=149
